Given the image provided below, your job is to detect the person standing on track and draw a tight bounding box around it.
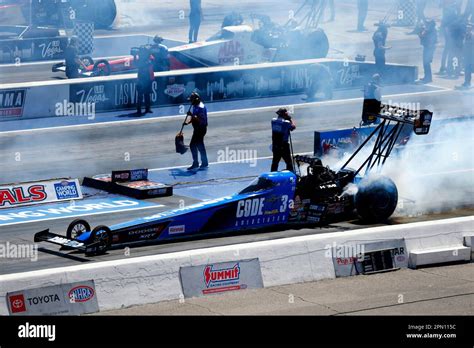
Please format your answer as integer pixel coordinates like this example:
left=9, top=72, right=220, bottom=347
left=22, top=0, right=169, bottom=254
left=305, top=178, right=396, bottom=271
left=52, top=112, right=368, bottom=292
left=64, top=37, right=86, bottom=79
left=136, top=47, right=154, bottom=116
left=417, top=19, right=438, bottom=84
left=373, top=22, right=391, bottom=75
left=189, top=0, right=202, bottom=43
left=185, top=92, right=209, bottom=171
left=271, top=108, right=296, bottom=172
left=357, top=0, right=369, bottom=32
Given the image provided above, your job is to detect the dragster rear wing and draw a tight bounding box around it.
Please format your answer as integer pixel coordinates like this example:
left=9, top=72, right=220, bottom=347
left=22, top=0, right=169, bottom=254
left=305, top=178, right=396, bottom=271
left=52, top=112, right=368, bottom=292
left=341, top=104, right=434, bottom=176
left=379, top=104, right=433, bottom=135
left=34, top=229, right=98, bottom=253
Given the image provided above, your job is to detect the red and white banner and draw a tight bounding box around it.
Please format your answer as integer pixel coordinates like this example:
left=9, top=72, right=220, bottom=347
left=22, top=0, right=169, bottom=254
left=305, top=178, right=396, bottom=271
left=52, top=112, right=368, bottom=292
left=0, top=179, right=83, bottom=209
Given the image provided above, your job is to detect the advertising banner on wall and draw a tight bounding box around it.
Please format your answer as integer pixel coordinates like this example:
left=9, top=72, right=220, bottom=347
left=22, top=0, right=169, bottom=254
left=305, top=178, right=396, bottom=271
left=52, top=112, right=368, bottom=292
left=0, top=179, right=83, bottom=209
left=6, top=280, right=99, bottom=315
left=180, top=258, right=264, bottom=298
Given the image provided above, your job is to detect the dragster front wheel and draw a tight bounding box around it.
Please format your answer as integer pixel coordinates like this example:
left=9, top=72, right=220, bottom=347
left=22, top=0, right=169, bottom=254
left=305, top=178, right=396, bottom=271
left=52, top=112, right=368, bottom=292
left=66, top=219, right=91, bottom=239
left=85, top=225, right=112, bottom=256
left=355, top=176, right=398, bottom=223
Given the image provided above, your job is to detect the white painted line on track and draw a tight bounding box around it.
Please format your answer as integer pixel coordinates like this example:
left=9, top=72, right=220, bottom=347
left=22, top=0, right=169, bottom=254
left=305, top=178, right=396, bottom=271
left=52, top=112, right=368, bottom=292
left=0, top=204, right=164, bottom=228
left=0, top=89, right=460, bottom=136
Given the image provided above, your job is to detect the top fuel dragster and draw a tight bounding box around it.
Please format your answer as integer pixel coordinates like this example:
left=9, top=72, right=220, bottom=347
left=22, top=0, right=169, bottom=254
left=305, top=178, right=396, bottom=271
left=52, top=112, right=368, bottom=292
left=35, top=105, right=433, bottom=256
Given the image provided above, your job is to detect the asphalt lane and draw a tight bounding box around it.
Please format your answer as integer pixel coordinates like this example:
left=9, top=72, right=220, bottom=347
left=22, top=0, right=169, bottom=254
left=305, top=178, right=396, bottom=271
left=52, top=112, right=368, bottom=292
left=0, top=90, right=471, bottom=184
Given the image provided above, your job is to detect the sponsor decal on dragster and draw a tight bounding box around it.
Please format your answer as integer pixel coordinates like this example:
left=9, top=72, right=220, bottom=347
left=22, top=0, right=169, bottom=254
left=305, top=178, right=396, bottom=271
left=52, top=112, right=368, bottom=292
left=0, top=89, right=26, bottom=117
left=235, top=194, right=289, bottom=227
left=204, top=263, right=241, bottom=289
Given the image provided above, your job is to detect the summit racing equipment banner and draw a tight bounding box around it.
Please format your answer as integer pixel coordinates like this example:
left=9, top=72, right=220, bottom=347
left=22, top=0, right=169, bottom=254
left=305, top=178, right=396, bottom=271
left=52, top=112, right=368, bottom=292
left=179, top=258, right=264, bottom=298
left=6, top=280, right=99, bottom=315
left=0, top=179, right=83, bottom=209
left=0, top=89, right=26, bottom=117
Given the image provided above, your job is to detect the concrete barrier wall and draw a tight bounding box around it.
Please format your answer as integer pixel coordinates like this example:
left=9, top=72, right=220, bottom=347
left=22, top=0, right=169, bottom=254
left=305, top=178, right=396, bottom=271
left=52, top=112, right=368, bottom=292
left=0, top=58, right=417, bottom=120
left=0, top=216, right=471, bottom=315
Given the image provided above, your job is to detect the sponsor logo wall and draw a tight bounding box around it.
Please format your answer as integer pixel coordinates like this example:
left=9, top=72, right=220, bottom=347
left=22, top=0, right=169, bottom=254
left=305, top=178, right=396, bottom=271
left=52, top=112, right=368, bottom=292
left=6, top=280, right=99, bottom=315
left=0, top=89, right=26, bottom=117
left=332, top=239, right=408, bottom=277
left=69, top=60, right=417, bottom=113
left=0, top=179, right=82, bottom=209
left=179, top=258, right=264, bottom=298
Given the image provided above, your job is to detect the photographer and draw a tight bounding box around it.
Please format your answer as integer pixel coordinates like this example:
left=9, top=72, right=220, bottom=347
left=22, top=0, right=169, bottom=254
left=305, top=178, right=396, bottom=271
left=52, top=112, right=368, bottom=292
left=271, top=108, right=296, bottom=172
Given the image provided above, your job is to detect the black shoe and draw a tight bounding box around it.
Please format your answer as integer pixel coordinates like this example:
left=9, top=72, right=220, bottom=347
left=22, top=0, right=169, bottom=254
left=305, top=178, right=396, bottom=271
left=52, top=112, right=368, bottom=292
left=187, top=164, right=199, bottom=171
left=136, top=111, right=144, bottom=116
left=146, top=109, right=153, bottom=114
left=199, top=164, right=209, bottom=170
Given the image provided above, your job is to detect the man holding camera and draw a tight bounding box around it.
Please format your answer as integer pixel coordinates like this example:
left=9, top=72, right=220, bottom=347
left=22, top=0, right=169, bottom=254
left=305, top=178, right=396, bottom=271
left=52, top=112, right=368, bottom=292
left=185, top=92, right=209, bottom=171
left=271, top=108, right=296, bottom=172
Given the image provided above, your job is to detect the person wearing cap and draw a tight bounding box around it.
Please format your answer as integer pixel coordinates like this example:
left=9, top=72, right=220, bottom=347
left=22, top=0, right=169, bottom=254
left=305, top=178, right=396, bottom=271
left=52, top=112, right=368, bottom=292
left=361, top=74, right=382, bottom=125
left=185, top=92, right=208, bottom=170
left=271, top=108, right=296, bottom=172
left=150, top=36, right=170, bottom=72
left=64, top=37, right=86, bottom=79
left=372, top=22, right=391, bottom=75
left=136, top=47, right=155, bottom=116
left=417, top=19, right=438, bottom=83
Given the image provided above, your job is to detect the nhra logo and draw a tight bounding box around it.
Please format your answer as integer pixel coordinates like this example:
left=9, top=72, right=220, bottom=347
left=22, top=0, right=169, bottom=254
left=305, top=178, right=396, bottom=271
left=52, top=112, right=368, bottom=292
left=54, top=181, right=79, bottom=200
left=204, top=263, right=240, bottom=288
left=9, top=294, right=27, bottom=313
left=0, top=185, right=47, bottom=207
left=68, top=286, right=95, bottom=303
left=0, top=89, right=26, bottom=117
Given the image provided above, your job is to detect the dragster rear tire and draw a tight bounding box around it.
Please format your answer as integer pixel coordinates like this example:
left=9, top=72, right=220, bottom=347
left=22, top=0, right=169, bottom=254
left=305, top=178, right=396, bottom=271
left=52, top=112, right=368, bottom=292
left=355, top=176, right=398, bottom=223
left=85, top=225, right=112, bottom=256
left=93, top=59, right=111, bottom=76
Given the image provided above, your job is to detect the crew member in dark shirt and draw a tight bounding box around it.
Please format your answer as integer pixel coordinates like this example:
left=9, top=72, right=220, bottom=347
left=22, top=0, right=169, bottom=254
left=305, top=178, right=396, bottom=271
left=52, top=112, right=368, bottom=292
left=136, top=47, right=154, bottom=115
left=64, top=37, right=86, bottom=79
left=271, top=108, right=296, bottom=172
left=185, top=92, right=208, bottom=170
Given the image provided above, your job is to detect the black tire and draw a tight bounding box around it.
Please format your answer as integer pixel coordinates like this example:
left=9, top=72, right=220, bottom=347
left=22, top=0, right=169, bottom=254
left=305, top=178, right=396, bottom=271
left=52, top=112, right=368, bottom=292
left=355, top=176, right=398, bottom=223
left=66, top=219, right=91, bottom=239
left=85, top=0, right=117, bottom=29
left=81, top=56, right=94, bottom=67
left=305, top=29, right=330, bottom=59
left=93, top=59, right=111, bottom=76
left=85, top=225, right=112, bottom=256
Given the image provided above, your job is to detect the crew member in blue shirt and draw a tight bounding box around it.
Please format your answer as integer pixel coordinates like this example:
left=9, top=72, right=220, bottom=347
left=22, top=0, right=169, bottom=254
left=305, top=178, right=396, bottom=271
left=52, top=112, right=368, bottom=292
left=185, top=92, right=209, bottom=170
left=271, top=108, right=296, bottom=172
